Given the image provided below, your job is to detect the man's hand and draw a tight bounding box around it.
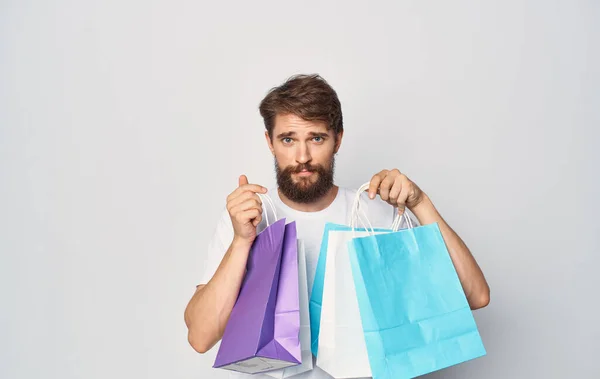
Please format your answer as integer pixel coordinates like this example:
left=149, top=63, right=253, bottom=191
left=226, top=175, right=268, bottom=244
left=368, top=169, right=425, bottom=215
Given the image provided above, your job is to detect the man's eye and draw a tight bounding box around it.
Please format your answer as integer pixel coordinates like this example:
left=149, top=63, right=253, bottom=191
left=313, top=136, right=323, bottom=142
left=282, top=138, right=292, bottom=144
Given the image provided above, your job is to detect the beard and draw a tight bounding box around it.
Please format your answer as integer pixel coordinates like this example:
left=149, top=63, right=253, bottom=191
left=275, top=157, right=335, bottom=204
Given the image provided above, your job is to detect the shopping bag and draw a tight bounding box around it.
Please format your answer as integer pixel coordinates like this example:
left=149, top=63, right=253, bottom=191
left=309, top=222, right=349, bottom=356
left=310, top=222, right=394, bottom=357
left=315, top=186, right=405, bottom=378
left=214, top=195, right=302, bottom=374
left=347, top=184, right=486, bottom=379
left=317, top=229, right=391, bottom=378
left=265, top=240, right=314, bottom=378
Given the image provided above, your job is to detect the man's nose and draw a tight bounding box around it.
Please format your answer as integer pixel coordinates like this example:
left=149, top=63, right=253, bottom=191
left=296, top=143, right=312, bottom=164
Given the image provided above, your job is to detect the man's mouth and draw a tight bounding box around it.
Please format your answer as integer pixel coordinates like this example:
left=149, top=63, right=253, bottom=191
left=295, top=170, right=314, bottom=177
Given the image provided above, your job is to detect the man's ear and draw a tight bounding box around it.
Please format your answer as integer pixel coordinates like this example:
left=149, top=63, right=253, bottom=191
left=334, top=130, right=344, bottom=154
left=265, top=131, right=275, bottom=155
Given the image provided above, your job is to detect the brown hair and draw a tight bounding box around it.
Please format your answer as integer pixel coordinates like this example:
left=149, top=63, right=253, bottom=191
left=259, top=74, right=343, bottom=140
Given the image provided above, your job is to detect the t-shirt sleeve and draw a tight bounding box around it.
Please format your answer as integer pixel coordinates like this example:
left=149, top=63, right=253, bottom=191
left=199, top=207, right=234, bottom=284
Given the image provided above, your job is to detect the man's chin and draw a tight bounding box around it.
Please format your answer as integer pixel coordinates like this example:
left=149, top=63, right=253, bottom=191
left=291, top=182, right=315, bottom=192
left=293, top=178, right=318, bottom=189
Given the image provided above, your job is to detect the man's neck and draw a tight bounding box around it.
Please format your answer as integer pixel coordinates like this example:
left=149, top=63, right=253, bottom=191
left=277, top=185, right=339, bottom=212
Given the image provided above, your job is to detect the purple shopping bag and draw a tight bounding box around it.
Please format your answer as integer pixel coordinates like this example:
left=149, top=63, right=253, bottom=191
left=214, top=219, right=302, bottom=374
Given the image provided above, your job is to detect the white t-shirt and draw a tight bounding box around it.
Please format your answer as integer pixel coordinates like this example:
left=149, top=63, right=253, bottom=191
left=201, top=186, right=419, bottom=379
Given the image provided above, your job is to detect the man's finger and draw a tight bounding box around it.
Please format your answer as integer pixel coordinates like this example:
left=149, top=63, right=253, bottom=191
left=235, top=208, right=261, bottom=225
left=396, top=184, right=410, bottom=214
left=397, top=203, right=406, bottom=215
left=231, top=198, right=263, bottom=214
left=368, top=172, right=385, bottom=199
left=237, top=184, right=268, bottom=195
left=239, top=175, right=249, bottom=186
left=379, top=174, right=396, bottom=201
left=389, top=176, right=403, bottom=203
left=228, top=191, right=262, bottom=211
left=228, top=183, right=268, bottom=202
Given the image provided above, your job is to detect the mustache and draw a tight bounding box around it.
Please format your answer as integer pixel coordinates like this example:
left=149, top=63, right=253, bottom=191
left=288, top=163, right=321, bottom=174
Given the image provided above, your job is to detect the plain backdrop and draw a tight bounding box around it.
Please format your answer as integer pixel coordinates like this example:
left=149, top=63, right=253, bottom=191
left=1, top=1, right=598, bottom=378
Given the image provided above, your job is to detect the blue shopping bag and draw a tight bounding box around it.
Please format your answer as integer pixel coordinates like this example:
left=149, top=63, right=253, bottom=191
left=309, top=222, right=346, bottom=356
left=348, top=222, right=486, bottom=379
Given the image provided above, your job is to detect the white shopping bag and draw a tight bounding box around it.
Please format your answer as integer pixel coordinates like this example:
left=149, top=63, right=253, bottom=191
left=316, top=184, right=406, bottom=378
left=316, top=230, right=392, bottom=378
left=265, top=240, right=314, bottom=378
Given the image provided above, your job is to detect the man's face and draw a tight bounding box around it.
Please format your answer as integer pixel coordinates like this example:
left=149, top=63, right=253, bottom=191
left=266, top=114, right=342, bottom=203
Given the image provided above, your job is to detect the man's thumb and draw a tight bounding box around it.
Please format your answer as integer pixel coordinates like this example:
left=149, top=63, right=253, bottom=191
left=239, top=175, right=249, bottom=186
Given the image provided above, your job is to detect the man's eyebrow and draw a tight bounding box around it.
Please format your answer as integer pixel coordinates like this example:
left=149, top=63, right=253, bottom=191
left=276, top=131, right=296, bottom=139
left=307, top=132, right=330, bottom=138
left=275, top=131, right=331, bottom=139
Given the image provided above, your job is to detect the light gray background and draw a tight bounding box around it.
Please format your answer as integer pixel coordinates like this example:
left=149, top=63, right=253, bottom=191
left=1, top=1, right=598, bottom=378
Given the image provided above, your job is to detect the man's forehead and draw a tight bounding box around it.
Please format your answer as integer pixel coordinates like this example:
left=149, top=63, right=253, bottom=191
left=273, top=114, right=329, bottom=135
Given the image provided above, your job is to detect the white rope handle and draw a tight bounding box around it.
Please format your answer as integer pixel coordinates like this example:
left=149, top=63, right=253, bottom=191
left=257, top=193, right=278, bottom=226
left=391, top=210, right=413, bottom=231
left=350, top=182, right=375, bottom=234
left=352, top=203, right=373, bottom=234
left=351, top=181, right=414, bottom=235
left=349, top=187, right=373, bottom=234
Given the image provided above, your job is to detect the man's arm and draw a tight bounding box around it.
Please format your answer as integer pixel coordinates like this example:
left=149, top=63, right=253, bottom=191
left=184, top=175, right=267, bottom=353
left=184, top=237, right=253, bottom=353
left=411, top=194, right=490, bottom=309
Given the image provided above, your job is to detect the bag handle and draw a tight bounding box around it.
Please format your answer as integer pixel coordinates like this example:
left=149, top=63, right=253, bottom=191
left=350, top=183, right=376, bottom=233
left=350, top=182, right=414, bottom=235
left=257, top=193, right=278, bottom=226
